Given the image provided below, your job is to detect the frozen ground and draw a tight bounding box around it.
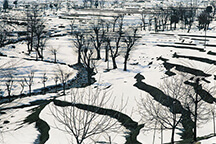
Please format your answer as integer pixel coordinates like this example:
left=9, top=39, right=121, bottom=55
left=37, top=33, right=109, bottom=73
left=1, top=1, right=216, bottom=144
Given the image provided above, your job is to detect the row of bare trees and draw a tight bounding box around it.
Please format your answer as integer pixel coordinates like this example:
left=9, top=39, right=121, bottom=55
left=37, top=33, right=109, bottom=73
left=71, top=14, right=139, bottom=73
left=0, top=64, right=74, bottom=99
left=140, top=5, right=213, bottom=33
left=25, top=5, right=48, bottom=61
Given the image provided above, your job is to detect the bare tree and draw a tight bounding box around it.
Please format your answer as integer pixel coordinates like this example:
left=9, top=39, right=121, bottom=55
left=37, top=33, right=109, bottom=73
left=69, top=19, right=75, bottom=34
left=140, top=11, right=146, bottom=31
left=49, top=46, right=59, bottom=63
left=107, top=15, right=124, bottom=69
left=41, top=72, right=48, bottom=93
left=26, top=6, right=41, bottom=55
left=82, top=0, right=88, bottom=8
left=24, top=70, right=34, bottom=96
left=53, top=74, right=59, bottom=93
left=5, top=75, right=14, bottom=101
left=55, top=65, right=73, bottom=95
left=26, top=5, right=47, bottom=60
left=50, top=87, right=121, bottom=144
left=0, top=24, right=7, bottom=48
left=105, top=21, right=111, bottom=32
left=19, top=79, right=25, bottom=95
left=123, top=28, right=138, bottom=71
left=209, top=104, right=216, bottom=135
left=137, top=74, right=191, bottom=144
left=34, top=20, right=46, bottom=61
left=66, top=0, right=72, bottom=12
left=73, top=31, right=85, bottom=64
left=3, top=0, right=8, bottom=12
left=90, top=22, right=105, bottom=60
left=39, top=37, right=48, bottom=61
left=198, top=6, right=213, bottom=31
left=112, top=15, right=121, bottom=32
left=138, top=95, right=182, bottom=144
left=184, top=77, right=213, bottom=142
left=79, top=35, right=96, bottom=84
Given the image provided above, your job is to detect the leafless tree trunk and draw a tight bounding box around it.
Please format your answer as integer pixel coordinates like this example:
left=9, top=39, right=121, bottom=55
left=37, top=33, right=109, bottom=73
left=73, top=32, right=85, bottom=64
left=24, top=71, right=34, bottom=96
left=104, top=41, right=109, bottom=62
left=81, top=47, right=95, bottom=84
left=19, top=79, right=25, bottom=95
left=69, top=19, right=75, bottom=34
left=90, top=23, right=105, bottom=60
left=26, top=6, right=40, bottom=55
left=34, top=21, right=46, bottom=61
left=213, top=110, right=216, bottom=135
left=140, top=11, right=146, bottom=31
left=108, top=15, right=124, bottom=69
left=5, top=75, right=14, bottom=101
left=210, top=104, right=216, bottom=135
left=0, top=24, right=7, bottom=48
left=123, top=28, right=138, bottom=71
left=112, top=15, right=120, bottom=32
left=105, top=21, right=111, bottom=32
left=154, top=17, right=158, bottom=32
left=55, top=65, right=73, bottom=95
left=41, top=72, right=48, bottom=93
left=53, top=75, right=59, bottom=93
left=49, top=46, right=59, bottom=63
left=184, top=77, right=213, bottom=142
left=39, top=37, right=48, bottom=61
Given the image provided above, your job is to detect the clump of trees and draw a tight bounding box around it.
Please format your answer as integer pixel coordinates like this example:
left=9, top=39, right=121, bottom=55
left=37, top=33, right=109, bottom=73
left=198, top=6, right=213, bottom=30
left=70, top=13, right=140, bottom=73
left=3, top=0, right=9, bottom=12
left=26, top=5, right=48, bottom=61
left=140, top=4, right=197, bottom=32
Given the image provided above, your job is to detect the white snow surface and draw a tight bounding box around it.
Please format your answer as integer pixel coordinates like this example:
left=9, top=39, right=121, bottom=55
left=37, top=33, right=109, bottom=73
left=1, top=1, right=216, bottom=144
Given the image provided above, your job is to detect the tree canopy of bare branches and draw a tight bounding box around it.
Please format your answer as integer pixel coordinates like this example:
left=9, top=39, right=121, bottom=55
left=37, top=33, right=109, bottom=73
left=50, top=87, right=121, bottom=144
left=123, top=27, right=138, bottom=71
left=90, top=22, right=105, bottom=60
left=54, top=65, right=73, bottom=95
left=26, top=5, right=47, bottom=60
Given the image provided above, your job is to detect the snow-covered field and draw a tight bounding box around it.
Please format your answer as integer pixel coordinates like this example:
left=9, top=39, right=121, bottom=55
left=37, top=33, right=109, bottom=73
left=1, top=0, right=216, bottom=144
